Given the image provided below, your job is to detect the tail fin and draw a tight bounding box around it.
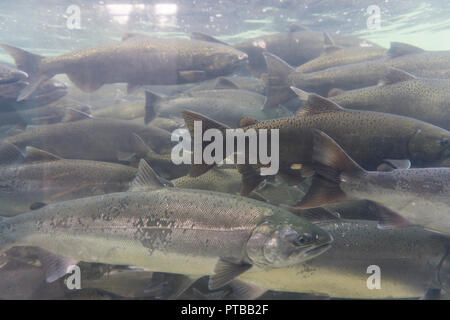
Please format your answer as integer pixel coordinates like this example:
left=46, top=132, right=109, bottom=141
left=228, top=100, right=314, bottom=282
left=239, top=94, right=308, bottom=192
left=262, top=52, right=297, bottom=109
left=0, top=43, right=48, bottom=101
left=295, top=130, right=365, bottom=209
left=0, top=142, right=24, bottom=165
left=237, top=164, right=264, bottom=196
left=144, top=91, right=163, bottom=124
left=182, top=110, right=230, bottom=177
left=0, top=44, right=43, bottom=75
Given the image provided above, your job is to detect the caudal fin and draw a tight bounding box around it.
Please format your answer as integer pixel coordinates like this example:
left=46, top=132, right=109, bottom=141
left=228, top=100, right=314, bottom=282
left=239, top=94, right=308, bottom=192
left=0, top=43, right=48, bottom=101
left=144, top=91, right=163, bottom=124
left=182, top=110, right=230, bottom=177
left=295, top=130, right=365, bottom=209
left=262, top=52, right=297, bottom=109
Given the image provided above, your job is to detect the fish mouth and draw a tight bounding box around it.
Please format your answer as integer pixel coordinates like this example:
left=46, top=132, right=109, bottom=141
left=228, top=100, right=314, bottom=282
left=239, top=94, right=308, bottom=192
left=304, top=242, right=332, bottom=256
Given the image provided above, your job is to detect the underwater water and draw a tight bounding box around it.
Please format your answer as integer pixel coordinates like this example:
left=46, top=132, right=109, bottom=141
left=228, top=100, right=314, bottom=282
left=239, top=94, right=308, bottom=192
left=0, top=0, right=449, bottom=300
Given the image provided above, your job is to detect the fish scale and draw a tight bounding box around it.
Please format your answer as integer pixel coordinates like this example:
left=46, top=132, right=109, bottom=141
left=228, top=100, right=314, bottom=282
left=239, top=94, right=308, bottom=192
left=0, top=174, right=332, bottom=285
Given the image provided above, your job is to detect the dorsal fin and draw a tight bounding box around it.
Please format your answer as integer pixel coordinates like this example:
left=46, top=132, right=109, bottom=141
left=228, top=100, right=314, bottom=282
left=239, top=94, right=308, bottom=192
left=213, top=77, right=239, bottom=90
left=289, top=24, right=308, bottom=32
left=388, top=42, right=425, bottom=58
left=239, top=117, right=259, bottom=127
left=62, top=107, right=92, bottom=122
left=24, top=146, right=62, bottom=163
left=130, top=159, right=166, bottom=191
left=379, top=67, right=417, bottom=85
left=291, top=87, right=343, bottom=115
left=190, top=32, right=228, bottom=45
left=323, top=32, right=335, bottom=46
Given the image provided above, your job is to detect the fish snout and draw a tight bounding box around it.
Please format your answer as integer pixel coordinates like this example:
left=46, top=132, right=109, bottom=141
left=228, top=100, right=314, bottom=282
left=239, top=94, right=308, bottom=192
left=238, top=52, right=248, bottom=61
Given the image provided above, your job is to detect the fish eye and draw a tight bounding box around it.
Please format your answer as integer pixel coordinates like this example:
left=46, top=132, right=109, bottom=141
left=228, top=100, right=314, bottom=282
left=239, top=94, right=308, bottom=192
left=293, top=233, right=313, bottom=246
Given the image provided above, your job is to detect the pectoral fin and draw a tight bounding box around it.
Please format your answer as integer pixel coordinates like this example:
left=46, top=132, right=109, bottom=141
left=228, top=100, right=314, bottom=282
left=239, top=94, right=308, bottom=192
left=228, top=280, right=267, bottom=300
left=34, top=248, right=78, bottom=283
left=209, top=258, right=252, bottom=290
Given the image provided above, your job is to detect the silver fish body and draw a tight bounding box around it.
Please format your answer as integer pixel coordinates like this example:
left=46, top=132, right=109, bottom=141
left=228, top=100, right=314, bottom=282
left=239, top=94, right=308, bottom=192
left=0, top=187, right=332, bottom=282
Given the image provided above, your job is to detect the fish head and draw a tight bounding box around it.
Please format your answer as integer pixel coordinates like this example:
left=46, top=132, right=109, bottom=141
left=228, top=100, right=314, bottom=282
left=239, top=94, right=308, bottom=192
left=32, top=79, right=68, bottom=103
left=0, top=64, right=28, bottom=84
left=197, top=46, right=248, bottom=76
left=408, top=127, right=450, bottom=163
left=246, top=214, right=333, bottom=268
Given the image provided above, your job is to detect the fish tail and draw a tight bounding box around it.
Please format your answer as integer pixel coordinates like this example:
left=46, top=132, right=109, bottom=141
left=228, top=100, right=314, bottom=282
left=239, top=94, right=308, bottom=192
left=144, top=90, right=163, bottom=124
left=237, top=164, right=264, bottom=196
left=262, top=52, right=297, bottom=109
left=182, top=110, right=230, bottom=177
left=295, top=130, right=366, bottom=209
left=0, top=43, right=48, bottom=101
